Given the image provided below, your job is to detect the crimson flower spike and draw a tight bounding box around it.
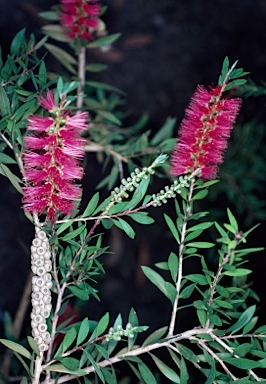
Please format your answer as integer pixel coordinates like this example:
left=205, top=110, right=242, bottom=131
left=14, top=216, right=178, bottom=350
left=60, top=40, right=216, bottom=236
left=22, top=90, right=88, bottom=220
left=60, top=0, right=100, bottom=43
left=171, top=82, right=242, bottom=180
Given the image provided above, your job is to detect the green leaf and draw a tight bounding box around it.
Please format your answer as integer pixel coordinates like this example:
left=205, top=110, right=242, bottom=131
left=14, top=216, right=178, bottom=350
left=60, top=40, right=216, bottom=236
left=86, top=81, right=124, bottom=95
left=0, top=86, right=11, bottom=116
left=204, top=359, right=216, bottom=384
left=96, top=110, right=121, bottom=126
left=88, top=33, right=121, bottom=48
left=192, top=190, right=208, bottom=200
left=234, top=343, right=252, bottom=357
left=223, top=268, right=252, bottom=277
left=0, top=339, right=31, bottom=359
left=129, top=213, right=154, bottom=225
left=82, top=192, right=99, bottom=217
left=77, top=318, right=90, bottom=346
left=61, top=224, right=86, bottom=241
left=216, top=285, right=229, bottom=298
left=224, top=357, right=258, bottom=369
left=187, top=222, right=213, bottom=233
left=113, top=218, right=135, bottom=239
left=186, top=242, right=214, bottom=249
left=197, top=309, right=207, bottom=327
left=39, top=11, right=59, bottom=21
left=142, top=326, right=168, bottom=347
left=0, top=153, right=16, bottom=164
left=186, top=274, right=208, bottom=285
left=10, top=28, right=25, bottom=55
left=90, top=312, right=110, bottom=340
left=142, top=266, right=168, bottom=297
left=60, top=357, right=79, bottom=370
left=27, top=336, right=40, bottom=356
left=62, top=327, right=77, bottom=353
left=138, top=361, right=157, bottom=384
left=180, top=283, right=196, bottom=299
left=101, top=367, right=117, bottom=384
left=47, top=364, right=87, bottom=375
left=164, top=214, right=180, bottom=244
left=227, top=208, right=238, bottom=231
left=42, top=25, right=71, bottom=43
left=227, top=305, right=256, bottom=335
left=68, top=286, right=89, bottom=301
left=214, top=299, right=233, bottom=309
left=86, top=63, right=108, bottom=72
left=45, top=43, right=77, bottom=74
left=86, top=353, right=105, bottom=383
left=218, top=56, right=229, bottom=85
left=180, top=357, right=189, bottom=383
left=175, top=343, right=199, bottom=363
left=150, top=354, right=180, bottom=383
left=56, top=220, right=74, bottom=236
left=168, top=252, right=178, bottom=282
left=150, top=118, right=177, bottom=146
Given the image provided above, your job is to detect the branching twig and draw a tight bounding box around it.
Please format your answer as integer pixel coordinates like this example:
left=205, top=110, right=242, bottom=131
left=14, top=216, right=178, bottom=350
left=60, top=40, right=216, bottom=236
left=193, top=337, right=238, bottom=381
left=44, top=327, right=210, bottom=384
left=210, top=332, right=261, bottom=382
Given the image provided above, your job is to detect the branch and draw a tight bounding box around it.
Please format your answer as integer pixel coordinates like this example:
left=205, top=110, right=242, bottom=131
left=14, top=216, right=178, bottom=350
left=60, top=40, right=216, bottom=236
left=168, top=180, right=195, bottom=337
left=210, top=332, right=261, bottom=382
left=45, top=327, right=211, bottom=384
left=193, top=337, right=238, bottom=381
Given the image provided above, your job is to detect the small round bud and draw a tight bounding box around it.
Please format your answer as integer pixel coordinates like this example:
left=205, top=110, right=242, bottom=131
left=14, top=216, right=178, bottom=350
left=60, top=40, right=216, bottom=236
left=37, top=247, right=45, bottom=256
left=32, top=238, right=42, bottom=247
left=46, top=281, right=53, bottom=289
left=43, top=273, right=52, bottom=282
left=33, top=292, right=44, bottom=301
left=36, top=267, right=46, bottom=276
left=41, top=286, right=50, bottom=295
left=35, top=259, right=44, bottom=267
left=42, top=331, right=51, bottom=343
left=31, top=320, right=37, bottom=329
left=31, top=252, right=39, bottom=260
left=39, top=343, right=48, bottom=352
left=31, top=299, right=40, bottom=307
left=36, top=230, right=46, bottom=240
left=35, top=315, right=44, bottom=324
left=38, top=323, right=47, bottom=332
left=31, top=246, right=37, bottom=254
left=32, top=306, right=41, bottom=315
left=36, top=278, right=45, bottom=287
left=44, top=263, right=52, bottom=272
left=44, top=251, right=51, bottom=260
left=31, top=265, right=38, bottom=274
left=43, top=295, right=51, bottom=304
left=34, top=336, right=43, bottom=345
left=40, top=308, right=50, bottom=318
left=32, top=328, right=40, bottom=337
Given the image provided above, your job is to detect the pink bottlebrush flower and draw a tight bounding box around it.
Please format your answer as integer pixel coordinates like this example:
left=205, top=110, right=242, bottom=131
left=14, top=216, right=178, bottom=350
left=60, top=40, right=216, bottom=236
left=60, top=0, right=100, bottom=43
left=22, top=90, right=88, bottom=220
left=171, top=85, right=242, bottom=180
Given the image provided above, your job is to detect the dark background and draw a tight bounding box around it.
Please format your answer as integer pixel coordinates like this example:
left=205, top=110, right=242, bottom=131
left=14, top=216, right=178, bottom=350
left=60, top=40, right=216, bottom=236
left=0, top=0, right=266, bottom=382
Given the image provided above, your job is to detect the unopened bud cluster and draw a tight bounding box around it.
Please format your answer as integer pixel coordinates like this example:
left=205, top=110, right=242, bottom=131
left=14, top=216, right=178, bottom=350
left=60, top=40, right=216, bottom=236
left=30, top=228, right=52, bottom=352
left=111, top=167, right=155, bottom=203
left=105, top=323, right=135, bottom=342
left=151, top=175, right=195, bottom=207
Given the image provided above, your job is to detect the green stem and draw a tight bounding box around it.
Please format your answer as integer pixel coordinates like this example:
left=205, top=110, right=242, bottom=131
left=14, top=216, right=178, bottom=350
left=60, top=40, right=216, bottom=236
left=168, top=180, right=195, bottom=337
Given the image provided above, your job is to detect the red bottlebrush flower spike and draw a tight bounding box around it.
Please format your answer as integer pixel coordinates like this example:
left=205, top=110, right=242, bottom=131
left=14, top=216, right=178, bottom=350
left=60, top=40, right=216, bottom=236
left=60, top=0, right=100, bottom=43
left=22, top=90, right=88, bottom=220
left=171, top=85, right=242, bottom=180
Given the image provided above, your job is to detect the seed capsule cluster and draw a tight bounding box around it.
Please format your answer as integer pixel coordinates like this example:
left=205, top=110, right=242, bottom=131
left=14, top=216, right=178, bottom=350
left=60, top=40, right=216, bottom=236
left=31, top=228, right=52, bottom=352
